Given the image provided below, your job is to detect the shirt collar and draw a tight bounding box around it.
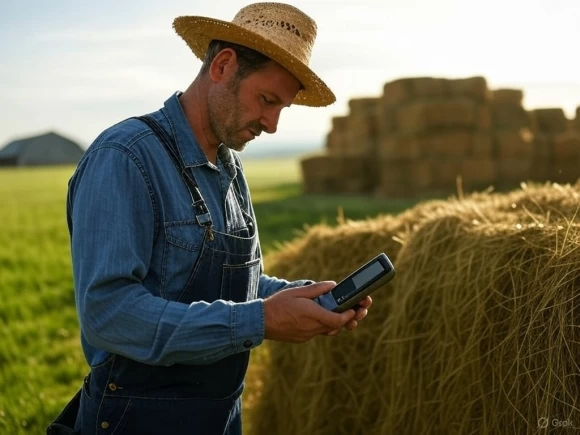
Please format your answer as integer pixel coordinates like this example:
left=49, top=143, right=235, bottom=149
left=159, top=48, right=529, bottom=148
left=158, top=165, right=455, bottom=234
left=161, top=91, right=238, bottom=180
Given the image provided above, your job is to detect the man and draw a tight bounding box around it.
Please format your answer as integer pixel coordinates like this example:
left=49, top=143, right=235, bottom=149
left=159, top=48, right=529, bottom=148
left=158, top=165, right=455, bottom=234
left=48, top=3, right=372, bottom=434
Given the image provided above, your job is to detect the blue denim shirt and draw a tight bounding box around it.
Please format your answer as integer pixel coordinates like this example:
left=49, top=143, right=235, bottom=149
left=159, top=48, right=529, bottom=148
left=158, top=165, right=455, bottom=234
left=67, top=92, right=309, bottom=367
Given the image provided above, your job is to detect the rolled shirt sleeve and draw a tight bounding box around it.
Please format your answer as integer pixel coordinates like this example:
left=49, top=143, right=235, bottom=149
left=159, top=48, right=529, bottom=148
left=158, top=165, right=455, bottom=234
left=258, top=274, right=315, bottom=299
left=68, top=144, right=264, bottom=367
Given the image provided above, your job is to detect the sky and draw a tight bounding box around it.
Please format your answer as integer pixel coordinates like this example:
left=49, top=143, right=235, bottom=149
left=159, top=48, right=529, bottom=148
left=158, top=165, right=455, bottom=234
left=1, top=0, right=580, bottom=152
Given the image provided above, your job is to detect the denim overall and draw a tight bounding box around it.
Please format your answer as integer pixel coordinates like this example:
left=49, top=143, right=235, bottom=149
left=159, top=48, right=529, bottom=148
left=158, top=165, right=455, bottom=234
left=49, top=115, right=259, bottom=435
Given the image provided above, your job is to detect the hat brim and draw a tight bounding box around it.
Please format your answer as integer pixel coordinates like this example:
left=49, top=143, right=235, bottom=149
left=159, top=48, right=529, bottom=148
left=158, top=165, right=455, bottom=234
left=173, top=16, right=336, bottom=107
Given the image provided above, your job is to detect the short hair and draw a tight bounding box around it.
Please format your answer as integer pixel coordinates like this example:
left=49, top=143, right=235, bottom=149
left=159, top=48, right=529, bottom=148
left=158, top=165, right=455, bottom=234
left=199, top=40, right=271, bottom=80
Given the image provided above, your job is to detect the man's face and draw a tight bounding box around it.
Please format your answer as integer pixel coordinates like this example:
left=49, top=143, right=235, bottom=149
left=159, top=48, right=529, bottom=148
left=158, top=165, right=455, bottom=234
left=207, top=60, right=302, bottom=152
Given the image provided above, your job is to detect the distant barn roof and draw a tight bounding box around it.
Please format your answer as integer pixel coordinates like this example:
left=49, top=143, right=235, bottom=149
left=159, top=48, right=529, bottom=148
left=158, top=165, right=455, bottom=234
left=0, top=131, right=85, bottom=166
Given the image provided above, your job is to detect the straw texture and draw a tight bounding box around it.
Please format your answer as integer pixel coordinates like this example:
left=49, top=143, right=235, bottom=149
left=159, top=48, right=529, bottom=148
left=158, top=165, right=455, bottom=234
left=173, top=3, right=335, bottom=107
left=249, top=182, right=580, bottom=435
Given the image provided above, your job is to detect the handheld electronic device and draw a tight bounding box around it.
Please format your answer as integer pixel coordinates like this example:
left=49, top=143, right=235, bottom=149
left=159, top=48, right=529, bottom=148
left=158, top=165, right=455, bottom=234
left=317, top=253, right=396, bottom=313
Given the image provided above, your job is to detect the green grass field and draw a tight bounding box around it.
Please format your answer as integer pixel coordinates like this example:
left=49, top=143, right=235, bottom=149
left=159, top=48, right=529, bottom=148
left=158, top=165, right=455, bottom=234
left=0, top=159, right=422, bottom=434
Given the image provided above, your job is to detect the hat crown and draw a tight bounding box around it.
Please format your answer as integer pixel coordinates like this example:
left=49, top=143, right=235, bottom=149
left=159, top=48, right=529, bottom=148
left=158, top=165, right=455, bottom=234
left=232, top=3, right=316, bottom=65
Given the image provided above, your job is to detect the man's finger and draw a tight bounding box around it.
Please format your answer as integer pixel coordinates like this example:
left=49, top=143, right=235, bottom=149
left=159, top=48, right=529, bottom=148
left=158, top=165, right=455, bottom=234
left=316, top=308, right=356, bottom=329
left=354, top=308, right=368, bottom=321
left=345, top=319, right=358, bottom=331
left=357, top=296, right=373, bottom=309
left=326, top=328, right=341, bottom=336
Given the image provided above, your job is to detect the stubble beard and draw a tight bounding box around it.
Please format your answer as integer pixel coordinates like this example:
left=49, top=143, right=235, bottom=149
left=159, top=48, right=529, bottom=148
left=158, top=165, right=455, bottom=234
left=208, top=78, right=248, bottom=153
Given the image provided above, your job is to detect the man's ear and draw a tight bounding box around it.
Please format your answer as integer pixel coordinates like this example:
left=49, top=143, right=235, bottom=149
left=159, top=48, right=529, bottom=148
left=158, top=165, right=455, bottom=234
left=208, top=48, right=238, bottom=84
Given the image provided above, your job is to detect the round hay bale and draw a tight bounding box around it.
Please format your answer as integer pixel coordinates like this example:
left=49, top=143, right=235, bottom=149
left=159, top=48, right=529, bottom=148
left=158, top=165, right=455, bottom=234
left=382, top=209, right=580, bottom=434
left=248, top=183, right=580, bottom=435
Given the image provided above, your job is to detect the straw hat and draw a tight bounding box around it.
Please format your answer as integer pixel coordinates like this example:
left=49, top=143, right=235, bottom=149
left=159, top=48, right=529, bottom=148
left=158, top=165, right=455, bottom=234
left=173, top=3, right=336, bottom=107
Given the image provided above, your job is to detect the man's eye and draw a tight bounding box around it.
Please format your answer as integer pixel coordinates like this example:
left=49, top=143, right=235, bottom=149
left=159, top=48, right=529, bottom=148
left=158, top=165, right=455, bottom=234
left=261, top=95, right=272, bottom=104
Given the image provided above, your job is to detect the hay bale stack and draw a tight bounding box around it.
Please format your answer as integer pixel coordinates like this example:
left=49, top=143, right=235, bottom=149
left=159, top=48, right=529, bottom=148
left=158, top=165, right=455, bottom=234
left=550, top=132, right=580, bottom=184
left=377, top=136, right=420, bottom=160
left=320, top=76, right=577, bottom=197
left=492, top=88, right=523, bottom=105
left=489, top=89, right=529, bottom=130
left=376, top=97, right=398, bottom=138
left=325, top=116, right=350, bottom=156
left=381, top=76, right=481, bottom=108
left=250, top=183, right=580, bottom=435
left=396, top=99, right=477, bottom=133
left=380, top=130, right=485, bottom=160
left=376, top=76, right=494, bottom=195
left=301, top=154, right=375, bottom=195
left=473, top=132, right=494, bottom=159
left=346, top=98, right=380, bottom=157
left=409, top=77, right=451, bottom=99
left=300, top=154, right=338, bottom=194
left=552, top=131, right=580, bottom=163
left=528, top=134, right=552, bottom=182
left=374, top=158, right=429, bottom=197
left=531, top=108, right=568, bottom=134
left=457, top=158, right=496, bottom=190
left=382, top=78, right=414, bottom=106
left=349, top=98, right=379, bottom=118
left=338, top=155, right=377, bottom=194
left=448, top=76, right=489, bottom=102
left=495, top=128, right=534, bottom=160
left=490, top=103, right=530, bottom=130
left=378, top=78, right=451, bottom=139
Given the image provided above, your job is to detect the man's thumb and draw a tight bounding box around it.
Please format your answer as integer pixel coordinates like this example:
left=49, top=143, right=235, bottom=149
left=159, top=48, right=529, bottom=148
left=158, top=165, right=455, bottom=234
left=289, top=281, right=336, bottom=298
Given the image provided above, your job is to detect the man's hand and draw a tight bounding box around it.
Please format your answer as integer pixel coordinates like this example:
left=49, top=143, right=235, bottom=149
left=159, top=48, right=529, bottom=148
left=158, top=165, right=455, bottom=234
left=325, top=295, right=372, bottom=336
left=264, top=281, right=357, bottom=343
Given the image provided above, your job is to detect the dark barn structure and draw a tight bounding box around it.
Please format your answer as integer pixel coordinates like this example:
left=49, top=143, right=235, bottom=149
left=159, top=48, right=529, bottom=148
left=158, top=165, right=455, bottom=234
left=0, top=132, right=85, bottom=167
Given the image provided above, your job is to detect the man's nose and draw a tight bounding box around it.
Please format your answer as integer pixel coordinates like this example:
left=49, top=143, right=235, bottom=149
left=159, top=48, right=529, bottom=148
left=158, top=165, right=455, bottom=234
left=260, top=108, right=282, bottom=134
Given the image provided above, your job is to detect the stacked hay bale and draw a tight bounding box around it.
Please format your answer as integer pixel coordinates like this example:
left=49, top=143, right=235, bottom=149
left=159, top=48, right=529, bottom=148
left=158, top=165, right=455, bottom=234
left=300, top=154, right=339, bottom=195
left=302, top=77, right=580, bottom=197
left=250, top=182, right=580, bottom=435
left=490, top=89, right=535, bottom=187
left=530, top=108, right=580, bottom=184
left=301, top=154, right=375, bottom=195
left=325, top=116, right=350, bottom=156
left=302, top=117, right=348, bottom=195
left=343, top=98, right=381, bottom=193
left=376, top=77, right=494, bottom=196
left=302, top=99, right=380, bottom=195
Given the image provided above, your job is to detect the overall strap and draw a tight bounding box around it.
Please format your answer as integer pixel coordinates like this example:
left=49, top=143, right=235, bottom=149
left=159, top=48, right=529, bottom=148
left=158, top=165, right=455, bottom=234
left=133, top=115, right=214, bottom=239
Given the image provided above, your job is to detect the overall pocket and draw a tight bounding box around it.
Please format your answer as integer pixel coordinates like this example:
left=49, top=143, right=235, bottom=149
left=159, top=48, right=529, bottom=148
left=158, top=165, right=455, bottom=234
left=105, top=384, right=244, bottom=435
left=161, top=220, right=207, bottom=301
left=220, top=258, right=261, bottom=303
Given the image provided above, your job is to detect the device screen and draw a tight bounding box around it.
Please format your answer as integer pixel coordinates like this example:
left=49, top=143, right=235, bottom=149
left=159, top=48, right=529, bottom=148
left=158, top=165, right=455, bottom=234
left=333, top=261, right=385, bottom=301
